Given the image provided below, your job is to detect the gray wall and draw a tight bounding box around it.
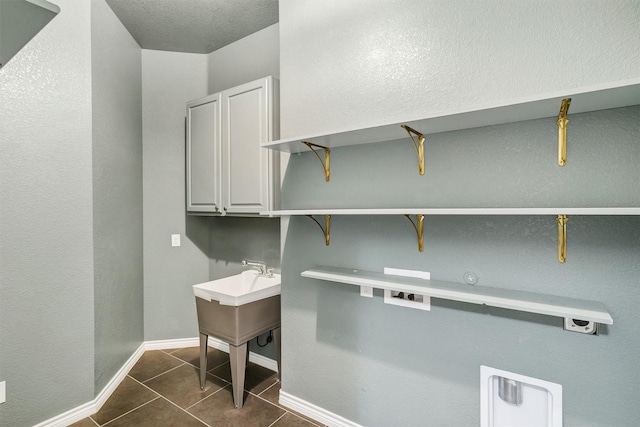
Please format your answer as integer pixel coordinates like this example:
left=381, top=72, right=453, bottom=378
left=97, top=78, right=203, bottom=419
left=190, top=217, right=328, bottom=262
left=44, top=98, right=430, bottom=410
left=0, top=1, right=95, bottom=425
left=142, top=49, right=210, bottom=341
left=206, top=22, right=281, bottom=279
left=0, top=0, right=144, bottom=424
left=0, top=0, right=58, bottom=68
left=207, top=23, right=281, bottom=359
left=91, top=0, right=143, bottom=394
left=208, top=23, right=279, bottom=94
left=279, top=1, right=640, bottom=426
left=141, top=24, right=282, bottom=349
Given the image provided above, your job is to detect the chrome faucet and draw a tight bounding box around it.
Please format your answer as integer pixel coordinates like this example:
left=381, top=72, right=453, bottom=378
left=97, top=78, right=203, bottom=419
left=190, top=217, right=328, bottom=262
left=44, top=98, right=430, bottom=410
left=241, top=259, right=273, bottom=277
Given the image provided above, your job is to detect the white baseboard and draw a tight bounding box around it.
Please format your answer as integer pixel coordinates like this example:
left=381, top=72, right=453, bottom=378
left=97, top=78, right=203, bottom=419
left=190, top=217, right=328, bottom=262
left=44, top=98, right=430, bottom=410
left=34, top=343, right=146, bottom=427
left=135, top=336, right=277, bottom=371
left=143, top=336, right=200, bottom=351
left=95, top=344, right=146, bottom=411
left=279, top=390, right=362, bottom=427
left=35, top=337, right=278, bottom=427
left=203, top=336, right=279, bottom=372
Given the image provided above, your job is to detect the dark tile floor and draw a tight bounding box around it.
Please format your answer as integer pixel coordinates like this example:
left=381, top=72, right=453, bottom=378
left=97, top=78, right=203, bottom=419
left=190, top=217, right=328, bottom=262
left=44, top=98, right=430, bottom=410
left=70, top=347, right=321, bottom=427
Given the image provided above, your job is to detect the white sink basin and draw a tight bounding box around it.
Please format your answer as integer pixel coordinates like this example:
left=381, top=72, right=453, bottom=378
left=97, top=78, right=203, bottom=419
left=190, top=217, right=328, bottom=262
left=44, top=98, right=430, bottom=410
left=193, top=270, right=281, bottom=306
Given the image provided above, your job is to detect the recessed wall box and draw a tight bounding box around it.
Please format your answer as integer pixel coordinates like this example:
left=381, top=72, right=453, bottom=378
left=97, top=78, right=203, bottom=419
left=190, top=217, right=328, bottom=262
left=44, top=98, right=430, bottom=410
left=564, top=318, right=598, bottom=335
left=383, top=267, right=430, bottom=311
left=481, top=366, right=562, bottom=427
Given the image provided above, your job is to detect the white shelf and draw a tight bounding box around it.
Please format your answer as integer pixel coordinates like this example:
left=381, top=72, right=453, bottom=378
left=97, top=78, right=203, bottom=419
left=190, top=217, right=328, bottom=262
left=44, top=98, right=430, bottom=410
left=262, top=207, right=640, bottom=217
left=263, top=79, right=640, bottom=153
left=302, top=266, right=613, bottom=325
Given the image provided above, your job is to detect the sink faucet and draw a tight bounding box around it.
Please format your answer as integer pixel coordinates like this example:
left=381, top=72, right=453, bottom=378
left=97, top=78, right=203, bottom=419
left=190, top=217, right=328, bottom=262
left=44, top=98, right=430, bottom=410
left=241, top=259, right=273, bottom=277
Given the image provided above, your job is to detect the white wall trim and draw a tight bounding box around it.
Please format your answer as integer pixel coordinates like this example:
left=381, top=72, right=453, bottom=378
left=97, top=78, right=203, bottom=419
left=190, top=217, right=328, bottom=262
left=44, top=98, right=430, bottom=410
left=34, top=337, right=277, bottom=426
left=279, top=390, right=363, bottom=427
left=33, top=343, right=146, bottom=427
left=143, top=337, right=200, bottom=351
left=132, top=336, right=277, bottom=371
left=94, top=344, right=146, bottom=412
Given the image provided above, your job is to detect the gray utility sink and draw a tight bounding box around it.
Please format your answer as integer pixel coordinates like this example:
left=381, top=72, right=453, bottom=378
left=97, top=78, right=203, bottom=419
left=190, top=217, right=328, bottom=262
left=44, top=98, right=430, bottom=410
left=193, top=270, right=281, bottom=409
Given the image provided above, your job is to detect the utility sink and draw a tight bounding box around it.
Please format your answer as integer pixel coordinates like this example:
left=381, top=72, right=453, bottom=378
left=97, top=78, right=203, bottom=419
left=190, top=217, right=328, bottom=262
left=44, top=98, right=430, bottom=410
left=192, top=269, right=281, bottom=410
left=193, top=270, right=281, bottom=306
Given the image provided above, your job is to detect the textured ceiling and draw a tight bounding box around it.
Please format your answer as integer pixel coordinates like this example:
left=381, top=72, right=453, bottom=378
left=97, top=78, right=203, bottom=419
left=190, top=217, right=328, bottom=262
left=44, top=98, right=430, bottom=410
left=105, top=0, right=279, bottom=53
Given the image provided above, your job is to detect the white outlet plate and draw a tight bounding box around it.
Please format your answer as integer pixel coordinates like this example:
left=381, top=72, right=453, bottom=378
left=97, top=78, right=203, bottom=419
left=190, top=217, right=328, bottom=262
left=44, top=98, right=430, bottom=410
left=360, top=285, right=373, bottom=298
left=564, top=318, right=598, bottom=335
left=0, top=381, right=6, bottom=404
left=383, top=267, right=431, bottom=311
left=171, top=234, right=181, bottom=247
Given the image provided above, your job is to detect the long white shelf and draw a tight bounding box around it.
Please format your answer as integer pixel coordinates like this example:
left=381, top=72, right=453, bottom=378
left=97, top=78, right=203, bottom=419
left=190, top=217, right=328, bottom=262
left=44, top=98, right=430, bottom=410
left=262, top=207, right=640, bottom=217
left=302, top=266, right=613, bottom=325
left=263, top=79, right=640, bottom=153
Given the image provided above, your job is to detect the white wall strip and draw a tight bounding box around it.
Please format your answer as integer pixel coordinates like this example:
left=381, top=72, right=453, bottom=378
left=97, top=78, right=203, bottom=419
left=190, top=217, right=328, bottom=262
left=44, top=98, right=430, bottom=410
left=279, top=390, right=363, bottom=427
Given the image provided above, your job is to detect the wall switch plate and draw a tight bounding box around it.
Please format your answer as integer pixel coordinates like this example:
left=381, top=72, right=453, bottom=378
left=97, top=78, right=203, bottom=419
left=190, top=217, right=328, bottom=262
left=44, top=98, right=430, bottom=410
left=383, top=267, right=431, bottom=311
left=171, top=234, right=181, bottom=247
left=0, top=381, right=6, bottom=404
left=360, top=285, right=373, bottom=298
left=564, top=318, right=598, bottom=335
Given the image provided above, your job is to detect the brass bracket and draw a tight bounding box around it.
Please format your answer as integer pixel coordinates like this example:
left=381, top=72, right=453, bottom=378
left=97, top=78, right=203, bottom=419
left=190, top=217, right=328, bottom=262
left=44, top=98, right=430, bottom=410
left=401, top=124, right=425, bottom=175
left=404, top=214, right=425, bottom=252
left=557, top=98, right=571, bottom=166
left=556, top=214, right=568, bottom=263
left=301, top=141, right=330, bottom=182
left=306, top=214, right=331, bottom=246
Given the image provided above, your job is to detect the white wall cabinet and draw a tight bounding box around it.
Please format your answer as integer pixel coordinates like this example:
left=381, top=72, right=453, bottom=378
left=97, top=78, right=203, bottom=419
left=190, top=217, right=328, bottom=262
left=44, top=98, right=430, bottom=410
left=187, top=76, right=279, bottom=215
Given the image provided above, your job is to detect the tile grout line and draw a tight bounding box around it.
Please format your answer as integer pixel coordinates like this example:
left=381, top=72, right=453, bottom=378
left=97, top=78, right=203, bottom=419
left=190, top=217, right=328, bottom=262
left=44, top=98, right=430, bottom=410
left=131, top=370, right=216, bottom=427
left=140, top=383, right=216, bottom=427
left=91, top=347, right=317, bottom=427
left=258, top=380, right=279, bottom=397
left=99, top=396, right=161, bottom=427
left=163, top=347, right=234, bottom=376
left=253, top=383, right=323, bottom=427
left=184, top=383, right=231, bottom=411
left=267, top=412, right=288, bottom=427
left=156, top=394, right=214, bottom=427
left=137, top=361, right=188, bottom=384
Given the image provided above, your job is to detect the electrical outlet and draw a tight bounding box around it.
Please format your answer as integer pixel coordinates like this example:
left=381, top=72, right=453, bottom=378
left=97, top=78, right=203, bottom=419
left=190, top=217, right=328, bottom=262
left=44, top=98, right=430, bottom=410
left=389, top=290, right=425, bottom=303
left=0, top=381, right=6, bottom=404
left=564, top=318, right=598, bottom=335
left=383, top=267, right=431, bottom=311
left=171, top=234, right=181, bottom=247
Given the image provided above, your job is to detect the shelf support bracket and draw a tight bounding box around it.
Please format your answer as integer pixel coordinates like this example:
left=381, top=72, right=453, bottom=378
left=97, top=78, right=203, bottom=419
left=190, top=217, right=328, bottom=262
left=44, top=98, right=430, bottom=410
left=556, top=214, right=568, bottom=263
left=306, top=214, right=331, bottom=246
left=301, top=141, right=330, bottom=182
left=401, top=124, right=425, bottom=175
left=404, top=214, right=425, bottom=252
left=557, top=98, right=571, bottom=166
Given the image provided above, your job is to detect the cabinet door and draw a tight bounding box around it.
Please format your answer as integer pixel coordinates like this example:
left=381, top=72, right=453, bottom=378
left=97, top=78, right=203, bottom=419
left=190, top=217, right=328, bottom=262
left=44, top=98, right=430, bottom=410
left=186, top=93, right=222, bottom=213
left=222, top=77, right=277, bottom=214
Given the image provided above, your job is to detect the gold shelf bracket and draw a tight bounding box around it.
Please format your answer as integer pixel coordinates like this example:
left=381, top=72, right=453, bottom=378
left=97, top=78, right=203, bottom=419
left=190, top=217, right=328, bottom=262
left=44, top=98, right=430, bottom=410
left=557, top=98, right=571, bottom=166
left=404, top=214, right=425, bottom=252
left=301, top=141, right=331, bottom=182
left=401, top=124, right=425, bottom=175
left=556, top=214, right=568, bottom=263
left=306, top=214, right=331, bottom=246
